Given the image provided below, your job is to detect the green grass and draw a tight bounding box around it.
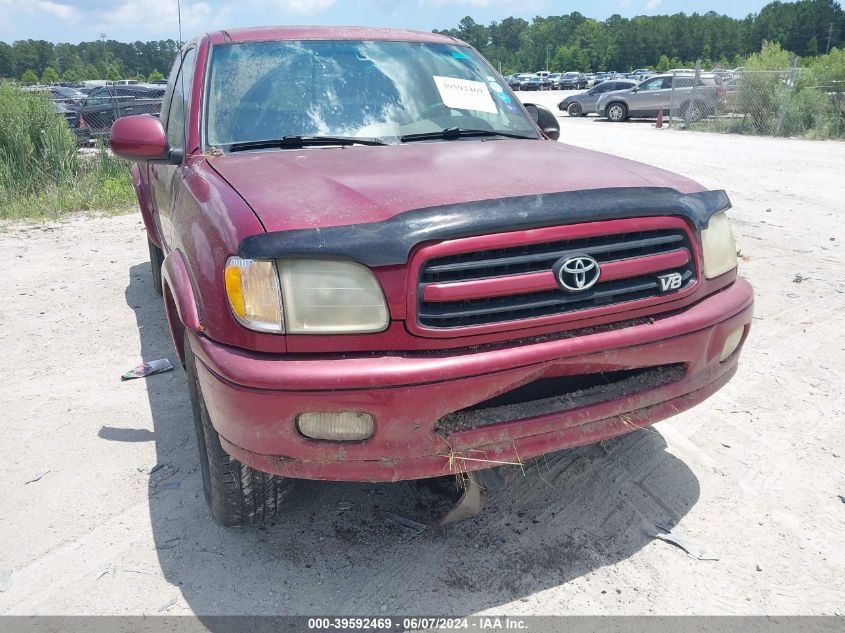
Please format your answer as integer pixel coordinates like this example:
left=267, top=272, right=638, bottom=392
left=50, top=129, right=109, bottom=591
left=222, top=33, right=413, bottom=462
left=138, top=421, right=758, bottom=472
left=0, top=83, right=136, bottom=221
left=0, top=147, right=136, bottom=220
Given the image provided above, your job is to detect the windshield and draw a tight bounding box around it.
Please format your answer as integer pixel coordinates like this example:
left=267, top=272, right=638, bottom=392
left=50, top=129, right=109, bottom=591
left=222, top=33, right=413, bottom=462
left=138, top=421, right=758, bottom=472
left=205, top=40, right=538, bottom=148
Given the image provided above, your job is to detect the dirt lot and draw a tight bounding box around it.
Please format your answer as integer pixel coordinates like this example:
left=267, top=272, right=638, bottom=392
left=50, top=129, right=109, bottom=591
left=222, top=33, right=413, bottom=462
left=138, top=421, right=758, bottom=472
left=1, top=104, right=844, bottom=617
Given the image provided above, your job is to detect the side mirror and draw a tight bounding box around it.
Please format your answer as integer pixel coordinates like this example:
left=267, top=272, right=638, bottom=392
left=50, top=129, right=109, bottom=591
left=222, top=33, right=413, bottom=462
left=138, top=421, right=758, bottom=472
left=631, top=86, right=640, bottom=93
left=110, top=115, right=178, bottom=163
left=524, top=103, right=560, bottom=141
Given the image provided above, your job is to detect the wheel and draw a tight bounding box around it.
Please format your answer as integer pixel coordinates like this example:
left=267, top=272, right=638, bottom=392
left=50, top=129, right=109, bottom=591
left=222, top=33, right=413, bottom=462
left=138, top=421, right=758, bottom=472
left=567, top=103, right=583, bottom=117
left=148, top=238, right=164, bottom=296
left=681, top=100, right=706, bottom=123
left=606, top=102, right=628, bottom=122
left=184, top=331, right=292, bottom=526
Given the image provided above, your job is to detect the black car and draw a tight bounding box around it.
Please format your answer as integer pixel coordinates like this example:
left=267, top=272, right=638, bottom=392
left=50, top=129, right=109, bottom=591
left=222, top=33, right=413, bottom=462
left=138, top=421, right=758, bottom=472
left=559, top=72, right=588, bottom=90
left=77, top=85, right=165, bottom=140
left=49, top=85, right=86, bottom=105
left=521, top=76, right=545, bottom=91
left=505, top=74, right=522, bottom=91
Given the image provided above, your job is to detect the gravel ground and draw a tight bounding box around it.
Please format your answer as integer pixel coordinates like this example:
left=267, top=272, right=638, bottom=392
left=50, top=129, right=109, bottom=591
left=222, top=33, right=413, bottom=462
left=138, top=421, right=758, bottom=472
left=0, top=100, right=844, bottom=617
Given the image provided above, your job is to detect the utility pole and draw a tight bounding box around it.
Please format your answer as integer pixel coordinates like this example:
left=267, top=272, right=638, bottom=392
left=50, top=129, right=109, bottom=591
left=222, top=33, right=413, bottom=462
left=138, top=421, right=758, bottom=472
left=99, top=33, right=108, bottom=77
left=545, top=45, right=551, bottom=71
left=826, top=22, right=834, bottom=54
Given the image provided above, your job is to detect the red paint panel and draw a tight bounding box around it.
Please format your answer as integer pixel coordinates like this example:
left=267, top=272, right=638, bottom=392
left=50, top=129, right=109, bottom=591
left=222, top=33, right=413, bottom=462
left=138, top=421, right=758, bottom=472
left=424, top=271, right=557, bottom=302
left=600, top=248, right=690, bottom=282
left=221, top=369, right=735, bottom=482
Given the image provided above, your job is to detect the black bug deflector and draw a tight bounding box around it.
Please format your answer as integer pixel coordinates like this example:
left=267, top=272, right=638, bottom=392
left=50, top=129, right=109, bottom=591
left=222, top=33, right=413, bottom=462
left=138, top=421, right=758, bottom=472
left=237, top=187, right=731, bottom=267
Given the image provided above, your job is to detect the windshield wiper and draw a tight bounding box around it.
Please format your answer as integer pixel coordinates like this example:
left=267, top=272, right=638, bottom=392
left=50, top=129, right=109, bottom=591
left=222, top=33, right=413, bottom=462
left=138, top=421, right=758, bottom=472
left=400, top=127, right=536, bottom=143
left=228, top=135, right=388, bottom=152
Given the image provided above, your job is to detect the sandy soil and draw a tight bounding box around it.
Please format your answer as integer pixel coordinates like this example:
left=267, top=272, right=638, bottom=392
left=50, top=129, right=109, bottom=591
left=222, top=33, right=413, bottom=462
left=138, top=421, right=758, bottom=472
left=0, top=102, right=844, bottom=617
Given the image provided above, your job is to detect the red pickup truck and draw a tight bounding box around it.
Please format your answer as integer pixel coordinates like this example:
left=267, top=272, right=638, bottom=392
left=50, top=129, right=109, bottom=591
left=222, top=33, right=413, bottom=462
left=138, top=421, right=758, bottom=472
left=111, top=26, right=753, bottom=526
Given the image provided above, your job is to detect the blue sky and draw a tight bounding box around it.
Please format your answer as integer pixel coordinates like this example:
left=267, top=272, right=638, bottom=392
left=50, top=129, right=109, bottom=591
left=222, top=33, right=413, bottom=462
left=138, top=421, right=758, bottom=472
left=0, top=0, right=773, bottom=43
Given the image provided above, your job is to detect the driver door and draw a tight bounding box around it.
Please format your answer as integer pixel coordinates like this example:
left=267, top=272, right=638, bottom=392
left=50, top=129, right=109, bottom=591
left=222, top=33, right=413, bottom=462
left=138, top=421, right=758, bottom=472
left=150, top=47, right=196, bottom=250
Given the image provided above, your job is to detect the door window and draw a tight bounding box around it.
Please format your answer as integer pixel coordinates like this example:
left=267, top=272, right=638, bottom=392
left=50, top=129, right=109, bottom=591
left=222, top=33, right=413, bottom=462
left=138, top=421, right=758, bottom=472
left=640, top=77, right=666, bottom=91
left=165, top=48, right=197, bottom=150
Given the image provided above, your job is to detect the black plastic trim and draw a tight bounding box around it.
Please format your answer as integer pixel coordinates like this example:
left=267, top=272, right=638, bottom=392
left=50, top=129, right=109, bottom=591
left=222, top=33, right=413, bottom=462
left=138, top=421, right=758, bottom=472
left=238, top=187, right=730, bottom=267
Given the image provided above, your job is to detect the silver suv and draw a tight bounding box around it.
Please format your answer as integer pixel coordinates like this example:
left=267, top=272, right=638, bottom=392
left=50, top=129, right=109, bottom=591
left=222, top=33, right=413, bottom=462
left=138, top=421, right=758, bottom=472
left=596, top=73, right=726, bottom=122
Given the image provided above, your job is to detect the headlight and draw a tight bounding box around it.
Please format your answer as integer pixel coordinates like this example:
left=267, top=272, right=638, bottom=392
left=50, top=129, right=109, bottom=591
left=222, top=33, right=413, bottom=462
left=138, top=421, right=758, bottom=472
left=701, top=211, right=738, bottom=279
left=279, top=260, right=389, bottom=334
left=224, top=256, right=284, bottom=333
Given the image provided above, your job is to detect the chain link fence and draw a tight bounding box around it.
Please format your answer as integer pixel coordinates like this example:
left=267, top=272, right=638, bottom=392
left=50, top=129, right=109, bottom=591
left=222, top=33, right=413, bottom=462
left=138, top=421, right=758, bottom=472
left=44, top=88, right=164, bottom=145
left=73, top=94, right=163, bottom=144
left=668, top=67, right=844, bottom=139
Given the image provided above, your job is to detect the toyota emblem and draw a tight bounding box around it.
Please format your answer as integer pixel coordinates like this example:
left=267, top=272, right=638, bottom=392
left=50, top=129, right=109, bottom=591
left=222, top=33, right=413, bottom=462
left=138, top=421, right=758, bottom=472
left=554, top=255, right=601, bottom=292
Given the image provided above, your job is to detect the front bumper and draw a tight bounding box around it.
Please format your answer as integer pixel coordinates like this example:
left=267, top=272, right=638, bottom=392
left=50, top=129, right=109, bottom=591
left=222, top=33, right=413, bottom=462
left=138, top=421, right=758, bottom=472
left=191, top=278, right=753, bottom=482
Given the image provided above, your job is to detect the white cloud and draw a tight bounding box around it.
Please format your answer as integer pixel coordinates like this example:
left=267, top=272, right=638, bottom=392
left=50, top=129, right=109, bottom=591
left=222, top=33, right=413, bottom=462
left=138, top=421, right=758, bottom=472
left=277, top=0, right=336, bottom=14
left=646, top=0, right=662, bottom=8
left=97, top=0, right=233, bottom=38
left=35, top=0, right=79, bottom=21
left=0, top=0, right=80, bottom=24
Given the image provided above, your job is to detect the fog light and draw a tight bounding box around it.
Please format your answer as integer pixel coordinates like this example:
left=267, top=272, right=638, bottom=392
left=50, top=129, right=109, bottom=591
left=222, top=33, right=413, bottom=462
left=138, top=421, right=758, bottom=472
left=719, top=327, right=744, bottom=362
left=296, top=412, right=374, bottom=441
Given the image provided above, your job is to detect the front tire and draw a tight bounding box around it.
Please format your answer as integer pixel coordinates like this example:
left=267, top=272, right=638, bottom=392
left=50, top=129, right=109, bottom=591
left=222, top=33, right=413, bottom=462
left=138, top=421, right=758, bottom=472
left=606, top=102, right=628, bottom=122
left=184, top=331, right=292, bottom=526
left=567, top=103, right=583, bottom=117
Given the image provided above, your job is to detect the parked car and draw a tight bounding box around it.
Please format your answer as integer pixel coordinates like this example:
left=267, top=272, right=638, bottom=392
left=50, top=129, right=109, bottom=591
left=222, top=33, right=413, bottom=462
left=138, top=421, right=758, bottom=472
left=505, top=74, right=522, bottom=90
left=547, top=73, right=562, bottom=89
left=628, top=68, right=652, bottom=80
left=110, top=26, right=752, bottom=526
left=77, top=84, right=165, bottom=140
left=23, top=85, right=82, bottom=129
left=558, top=79, right=638, bottom=116
left=49, top=85, right=86, bottom=105
left=559, top=72, right=587, bottom=90
left=515, top=73, right=535, bottom=90
left=597, top=73, right=726, bottom=122
left=534, top=71, right=553, bottom=90
left=521, top=76, right=546, bottom=91
left=54, top=100, right=80, bottom=129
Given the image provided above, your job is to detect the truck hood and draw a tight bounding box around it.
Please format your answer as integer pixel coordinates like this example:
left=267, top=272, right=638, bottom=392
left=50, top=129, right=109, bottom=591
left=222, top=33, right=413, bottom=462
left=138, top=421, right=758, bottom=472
left=208, top=139, right=704, bottom=233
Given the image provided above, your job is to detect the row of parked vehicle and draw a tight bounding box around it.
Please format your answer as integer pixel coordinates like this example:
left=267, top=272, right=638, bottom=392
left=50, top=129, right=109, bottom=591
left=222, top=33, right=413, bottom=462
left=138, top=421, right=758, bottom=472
left=556, top=72, right=727, bottom=122
left=29, top=81, right=165, bottom=144
left=505, top=69, right=654, bottom=92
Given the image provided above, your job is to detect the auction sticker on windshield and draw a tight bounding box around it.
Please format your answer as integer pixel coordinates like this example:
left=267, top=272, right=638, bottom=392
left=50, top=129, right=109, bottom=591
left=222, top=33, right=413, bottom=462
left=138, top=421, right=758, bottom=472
left=433, top=75, right=498, bottom=114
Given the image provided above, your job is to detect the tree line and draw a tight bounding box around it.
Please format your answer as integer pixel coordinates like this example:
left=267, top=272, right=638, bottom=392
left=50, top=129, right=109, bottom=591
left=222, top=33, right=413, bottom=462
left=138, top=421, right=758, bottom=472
left=0, top=0, right=842, bottom=83
left=0, top=38, right=178, bottom=83
left=433, top=0, right=844, bottom=73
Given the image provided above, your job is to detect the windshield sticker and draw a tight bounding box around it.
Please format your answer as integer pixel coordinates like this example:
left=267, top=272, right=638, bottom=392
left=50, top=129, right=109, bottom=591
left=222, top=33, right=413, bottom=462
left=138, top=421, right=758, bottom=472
left=433, top=76, right=498, bottom=114
left=451, top=51, right=469, bottom=59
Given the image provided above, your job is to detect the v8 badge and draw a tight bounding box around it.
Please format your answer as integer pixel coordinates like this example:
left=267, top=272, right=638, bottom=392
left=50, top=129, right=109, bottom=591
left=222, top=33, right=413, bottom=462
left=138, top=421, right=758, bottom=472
left=657, top=272, right=683, bottom=292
